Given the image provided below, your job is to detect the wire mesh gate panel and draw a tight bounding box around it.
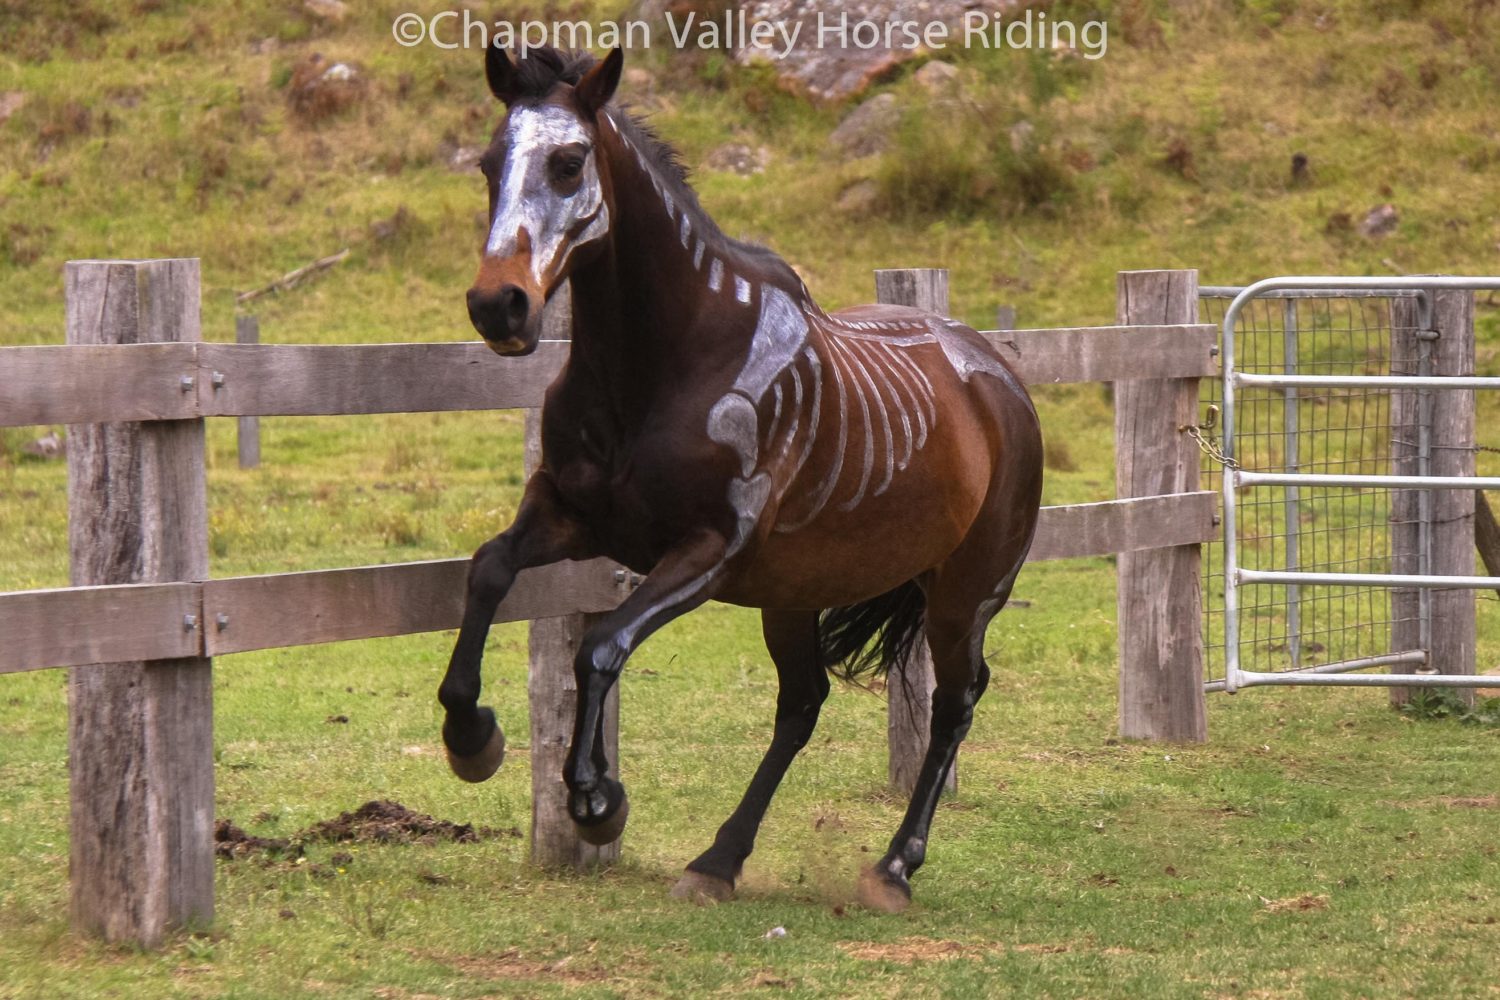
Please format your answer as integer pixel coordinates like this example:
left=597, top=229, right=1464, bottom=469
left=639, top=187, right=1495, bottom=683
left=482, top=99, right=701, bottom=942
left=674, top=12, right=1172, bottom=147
left=1198, top=286, right=1417, bottom=688
left=1206, top=276, right=1500, bottom=693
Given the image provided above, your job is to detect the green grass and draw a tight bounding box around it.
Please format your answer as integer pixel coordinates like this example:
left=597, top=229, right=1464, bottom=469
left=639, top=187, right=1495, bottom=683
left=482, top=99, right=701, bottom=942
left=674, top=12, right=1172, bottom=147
left=5, top=0, right=1500, bottom=995
left=3, top=564, right=1500, bottom=997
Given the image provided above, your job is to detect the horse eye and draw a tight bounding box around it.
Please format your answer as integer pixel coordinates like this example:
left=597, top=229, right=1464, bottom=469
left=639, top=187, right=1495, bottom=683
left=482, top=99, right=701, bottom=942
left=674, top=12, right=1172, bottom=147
left=557, top=157, right=583, bottom=181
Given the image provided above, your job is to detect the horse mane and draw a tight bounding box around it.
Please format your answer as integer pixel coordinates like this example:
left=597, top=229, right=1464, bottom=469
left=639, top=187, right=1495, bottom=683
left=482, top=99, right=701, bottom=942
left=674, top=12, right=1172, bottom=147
left=508, top=46, right=801, bottom=286
left=503, top=45, right=598, bottom=102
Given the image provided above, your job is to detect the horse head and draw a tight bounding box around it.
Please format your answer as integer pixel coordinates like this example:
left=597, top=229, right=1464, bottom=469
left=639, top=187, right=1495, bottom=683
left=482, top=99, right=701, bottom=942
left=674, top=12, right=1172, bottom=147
left=468, top=46, right=623, bottom=355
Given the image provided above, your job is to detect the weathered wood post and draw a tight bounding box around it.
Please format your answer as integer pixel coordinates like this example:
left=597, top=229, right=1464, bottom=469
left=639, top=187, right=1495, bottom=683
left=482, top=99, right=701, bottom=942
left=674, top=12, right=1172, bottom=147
left=526, top=283, right=623, bottom=867
left=1390, top=288, right=1476, bottom=705
left=65, top=258, right=213, bottom=946
left=234, top=315, right=261, bottom=469
left=1115, top=269, right=1207, bottom=741
left=874, top=268, right=957, bottom=796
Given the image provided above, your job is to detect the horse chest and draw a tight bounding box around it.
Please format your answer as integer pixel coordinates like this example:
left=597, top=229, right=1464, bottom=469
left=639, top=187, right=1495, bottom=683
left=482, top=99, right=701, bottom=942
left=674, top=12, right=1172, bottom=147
left=548, top=415, right=731, bottom=568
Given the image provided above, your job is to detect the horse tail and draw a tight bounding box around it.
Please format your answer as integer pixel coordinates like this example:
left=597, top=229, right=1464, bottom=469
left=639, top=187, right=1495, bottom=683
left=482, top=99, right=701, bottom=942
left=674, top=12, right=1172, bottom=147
left=817, top=580, right=926, bottom=682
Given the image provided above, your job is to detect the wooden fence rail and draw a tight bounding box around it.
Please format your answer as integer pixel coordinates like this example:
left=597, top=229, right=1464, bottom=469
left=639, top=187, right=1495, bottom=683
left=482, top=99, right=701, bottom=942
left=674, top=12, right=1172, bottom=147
left=0, top=491, right=1215, bottom=675
left=0, top=259, right=1215, bottom=947
left=0, top=328, right=1214, bottom=426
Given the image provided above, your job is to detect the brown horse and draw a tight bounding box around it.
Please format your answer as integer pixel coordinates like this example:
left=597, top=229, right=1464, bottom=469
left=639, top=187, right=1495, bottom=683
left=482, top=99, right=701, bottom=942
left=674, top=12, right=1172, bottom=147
left=437, top=45, right=1043, bottom=912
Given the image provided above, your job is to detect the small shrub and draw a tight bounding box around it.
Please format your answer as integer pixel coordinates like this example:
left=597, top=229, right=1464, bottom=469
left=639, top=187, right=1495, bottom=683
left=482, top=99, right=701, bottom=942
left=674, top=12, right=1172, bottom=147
left=378, top=510, right=425, bottom=548
left=875, top=94, right=1074, bottom=220
left=1399, top=688, right=1500, bottom=726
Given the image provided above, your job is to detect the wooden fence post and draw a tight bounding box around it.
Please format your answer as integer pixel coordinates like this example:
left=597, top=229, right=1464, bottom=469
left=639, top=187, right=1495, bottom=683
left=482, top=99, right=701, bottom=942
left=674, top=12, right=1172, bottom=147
left=873, top=268, right=956, bottom=797
left=526, top=282, right=622, bottom=867
left=1115, top=269, right=1206, bottom=742
left=65, top=258, right=213, bottom=946
left=1390, top=289, right=1476, bottom=705
left=235, top=315, right=260, bottom=469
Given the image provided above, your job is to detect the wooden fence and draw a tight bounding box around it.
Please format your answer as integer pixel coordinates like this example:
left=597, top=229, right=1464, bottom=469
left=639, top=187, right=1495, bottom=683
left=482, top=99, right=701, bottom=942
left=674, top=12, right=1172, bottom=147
left=0, top=260, right=1217, bottom=947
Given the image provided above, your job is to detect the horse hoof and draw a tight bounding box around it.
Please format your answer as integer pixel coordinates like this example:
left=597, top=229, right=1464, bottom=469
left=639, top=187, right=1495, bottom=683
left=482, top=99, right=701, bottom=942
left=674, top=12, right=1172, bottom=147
left=857, top=866, right=912, bottom=915
left=670, top=869, right=735, bottom=904
left=444, top=708, right=505, bottom=783
left=572, top=780, right=629, bottom=846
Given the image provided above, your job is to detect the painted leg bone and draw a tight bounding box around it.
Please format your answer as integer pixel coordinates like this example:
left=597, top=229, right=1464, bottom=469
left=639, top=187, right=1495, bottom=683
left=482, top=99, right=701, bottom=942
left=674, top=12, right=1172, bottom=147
left=563, top=530, right=729, bottom=841
left=859, top=661, right=990, bottom=913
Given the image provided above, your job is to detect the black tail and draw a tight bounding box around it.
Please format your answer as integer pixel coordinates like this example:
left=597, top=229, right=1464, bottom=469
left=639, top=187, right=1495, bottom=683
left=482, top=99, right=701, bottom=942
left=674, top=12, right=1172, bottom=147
left=817, top=580, right=926, bottom=682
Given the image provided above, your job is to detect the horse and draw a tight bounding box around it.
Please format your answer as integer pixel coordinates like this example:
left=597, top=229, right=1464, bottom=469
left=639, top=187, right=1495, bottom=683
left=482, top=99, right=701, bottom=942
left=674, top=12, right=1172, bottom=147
left=437, top=44, right=1044, bottom=913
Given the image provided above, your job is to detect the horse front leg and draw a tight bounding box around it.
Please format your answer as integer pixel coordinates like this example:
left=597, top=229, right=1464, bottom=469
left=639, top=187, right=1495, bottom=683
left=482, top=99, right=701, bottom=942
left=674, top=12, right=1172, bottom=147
left=438, top=472, right=591, bottom=782
left=673, top=608, right=829, bottom=903
left=563, top=528, right=729, bottom=844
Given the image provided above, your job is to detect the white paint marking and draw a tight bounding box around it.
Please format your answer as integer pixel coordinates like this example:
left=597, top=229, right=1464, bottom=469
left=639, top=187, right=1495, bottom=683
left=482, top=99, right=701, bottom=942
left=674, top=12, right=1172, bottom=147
left=735, top=275, right=752, bottom=305
left=766, top=382, right=786, bottom=447
left=734, top=285, right=808, bottom=400
left=773, top=365, right=804, bottom=466
left=708, top=258, right=724, bottom=292
left=878, top=343, right=917, bottom=470
left=777, top=339, right=847, bottom=531
left=485, top=105, right=610, bottom=287
left=780, top=347, right=828, bottom=512
left=884, top=346, right=933, bottom=450
left=828, top=338, right=876, bottom=512
left=848, top=340, right=897, bottom=497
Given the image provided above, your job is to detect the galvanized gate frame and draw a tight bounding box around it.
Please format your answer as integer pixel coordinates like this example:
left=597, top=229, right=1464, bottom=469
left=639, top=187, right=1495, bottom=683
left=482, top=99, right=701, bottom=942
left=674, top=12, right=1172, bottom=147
left=1220, top=275, right=1500, bottom=693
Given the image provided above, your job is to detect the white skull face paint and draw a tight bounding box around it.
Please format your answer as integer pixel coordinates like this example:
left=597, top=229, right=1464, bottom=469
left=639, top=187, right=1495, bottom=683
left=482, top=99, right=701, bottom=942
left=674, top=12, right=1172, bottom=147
left=486, top=104, right=611, bottom=286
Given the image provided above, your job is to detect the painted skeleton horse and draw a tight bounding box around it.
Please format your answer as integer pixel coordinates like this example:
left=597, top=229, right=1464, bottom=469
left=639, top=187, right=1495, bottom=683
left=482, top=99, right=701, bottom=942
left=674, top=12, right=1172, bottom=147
left=437, top=45, right=1043, bottom=912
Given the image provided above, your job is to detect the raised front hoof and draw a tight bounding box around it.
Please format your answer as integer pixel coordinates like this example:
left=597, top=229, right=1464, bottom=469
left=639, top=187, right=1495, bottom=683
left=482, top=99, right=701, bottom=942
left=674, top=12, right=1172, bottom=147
left=857, top=866, right=913, bottom=915
left=570, top=778, right=629, bottom=846
left=443, top=708, right=505, bottom=784
left=670, top=869, right=735, bottom=905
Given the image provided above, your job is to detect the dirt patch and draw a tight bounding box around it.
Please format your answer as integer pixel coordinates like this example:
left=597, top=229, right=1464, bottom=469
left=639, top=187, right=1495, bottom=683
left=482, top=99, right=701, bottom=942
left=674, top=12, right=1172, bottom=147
left=839, top=936, right=996, bottom=963
left=1434, top=795, right=1499, bottom=809
left=216, top=800, right=516, bottom=860
left=215, top=819, right=302, bottom=860
left=838, top=936, right=1127, bottom=964
left=428, top=948, right=614, bottom=987
left=1262, top=894, right=1329, bottom=913
left=302, top=800, right=493, bottom=845
left=1387, top=794, right=1500, bottom=812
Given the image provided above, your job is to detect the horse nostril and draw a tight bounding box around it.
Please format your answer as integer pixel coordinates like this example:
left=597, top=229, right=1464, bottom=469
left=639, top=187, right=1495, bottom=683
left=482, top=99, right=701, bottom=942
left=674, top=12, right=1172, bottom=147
left=468, top=284, right=531, bottom=342
left=497, top=286, right=529, bottom=335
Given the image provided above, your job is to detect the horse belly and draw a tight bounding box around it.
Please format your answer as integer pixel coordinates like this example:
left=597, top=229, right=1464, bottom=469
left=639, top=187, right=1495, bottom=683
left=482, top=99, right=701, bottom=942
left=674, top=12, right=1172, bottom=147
left=719, top=441, right=988, bottom=609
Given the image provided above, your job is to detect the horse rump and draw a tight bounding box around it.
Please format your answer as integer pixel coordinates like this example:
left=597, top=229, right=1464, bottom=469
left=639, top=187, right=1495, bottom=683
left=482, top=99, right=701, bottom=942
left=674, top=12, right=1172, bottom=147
left=817, top=580, right=925, bottom=682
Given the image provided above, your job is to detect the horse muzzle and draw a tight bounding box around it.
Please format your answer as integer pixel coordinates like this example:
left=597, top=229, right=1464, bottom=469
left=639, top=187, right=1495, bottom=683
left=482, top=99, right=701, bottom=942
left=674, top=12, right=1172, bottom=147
left=467, top=282, right=542, bottom=356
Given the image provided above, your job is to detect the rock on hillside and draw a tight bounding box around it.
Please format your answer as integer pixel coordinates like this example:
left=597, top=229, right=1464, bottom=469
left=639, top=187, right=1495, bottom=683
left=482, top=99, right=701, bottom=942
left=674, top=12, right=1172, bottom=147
left=634, top=0, right=1028, bottom=102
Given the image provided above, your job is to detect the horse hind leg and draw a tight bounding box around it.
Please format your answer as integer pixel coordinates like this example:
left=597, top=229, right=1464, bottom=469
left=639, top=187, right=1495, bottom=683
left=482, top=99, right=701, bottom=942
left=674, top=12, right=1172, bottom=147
left=857, top=548, right=1026, bottom=913
left=673, top=608, right=829, bottom=903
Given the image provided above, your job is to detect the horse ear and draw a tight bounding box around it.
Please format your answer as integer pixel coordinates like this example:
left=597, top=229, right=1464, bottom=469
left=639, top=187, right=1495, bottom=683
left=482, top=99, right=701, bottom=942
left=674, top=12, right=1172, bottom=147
left=575, top=47, right=623, bottom=116
left=486, top=43, right=517, bottom=104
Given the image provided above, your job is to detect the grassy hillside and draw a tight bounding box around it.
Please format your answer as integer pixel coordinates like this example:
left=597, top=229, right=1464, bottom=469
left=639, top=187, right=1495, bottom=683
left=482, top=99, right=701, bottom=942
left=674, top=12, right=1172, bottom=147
left=2, top=0, right=1497, bottom=346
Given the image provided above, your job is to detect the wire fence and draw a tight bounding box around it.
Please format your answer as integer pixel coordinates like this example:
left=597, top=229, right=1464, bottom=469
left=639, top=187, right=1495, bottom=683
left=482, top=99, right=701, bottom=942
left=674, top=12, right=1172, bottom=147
left=1197, top=288, right=1424, bottom=685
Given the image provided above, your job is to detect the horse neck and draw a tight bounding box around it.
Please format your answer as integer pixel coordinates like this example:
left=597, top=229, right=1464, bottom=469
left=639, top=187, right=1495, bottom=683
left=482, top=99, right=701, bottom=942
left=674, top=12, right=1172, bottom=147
left=566, top=115, right=761, bottom=393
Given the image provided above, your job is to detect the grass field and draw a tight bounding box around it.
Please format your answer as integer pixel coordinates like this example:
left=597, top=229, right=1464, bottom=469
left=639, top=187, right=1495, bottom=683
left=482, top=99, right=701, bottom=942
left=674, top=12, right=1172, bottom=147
left=4, top=0, right=1500, bottom=995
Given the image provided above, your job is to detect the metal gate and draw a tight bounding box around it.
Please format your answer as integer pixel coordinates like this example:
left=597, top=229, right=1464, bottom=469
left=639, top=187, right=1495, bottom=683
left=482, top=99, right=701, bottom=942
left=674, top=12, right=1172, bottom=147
left=1209, top=276, right=1500, bottom=693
